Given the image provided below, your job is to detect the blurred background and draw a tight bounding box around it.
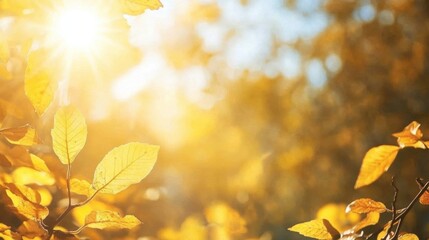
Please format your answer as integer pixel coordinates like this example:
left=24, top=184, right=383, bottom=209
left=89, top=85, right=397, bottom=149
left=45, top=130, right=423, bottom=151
left=2, top=0, right=429, bottom=239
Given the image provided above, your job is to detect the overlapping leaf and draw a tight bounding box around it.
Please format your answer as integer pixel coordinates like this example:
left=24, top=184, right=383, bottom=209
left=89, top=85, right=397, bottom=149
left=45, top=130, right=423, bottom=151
left=354, top=145, right=400, bottom=189
left=70, top=178, right=94, bottom=197
left=288, top=219, right=339, bottom=240
left=51, top=106, right=87, bottom=165
left=25, top=49, right=55, bottom=116
left=0, top=125, right=36, bottom=146
left=120, top=0, right=163, bottom=15
left=392, top=121, right=426, bottom=149
left=346, top=198, right=387, bottom=214
left=2, top=184, right=49, bottom=220
left=92, top=142, right=159, bottom=194
left=352, top=212, right=380, bottom=231
left=79, top=210, right=141, bottom=231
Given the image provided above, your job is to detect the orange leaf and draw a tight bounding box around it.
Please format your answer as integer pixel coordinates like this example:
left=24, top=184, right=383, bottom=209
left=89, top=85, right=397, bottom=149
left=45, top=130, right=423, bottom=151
left=354, top=145, right=400, bottom=189
left=0, top=125, right=36, bottom=146
left=392, top=121, right=425, bottom=149
left=288, top=219, right=339, bottom=239
left=346, top=198, right=387, bottom=214
left=352, top=212, right=380, bottom=231
left=399, top=233, right=419, bottom=240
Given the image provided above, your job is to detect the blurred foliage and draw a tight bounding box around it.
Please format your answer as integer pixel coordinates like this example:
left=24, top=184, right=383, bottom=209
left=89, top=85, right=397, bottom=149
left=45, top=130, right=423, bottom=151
left=2, top=0, right=429, bottom=239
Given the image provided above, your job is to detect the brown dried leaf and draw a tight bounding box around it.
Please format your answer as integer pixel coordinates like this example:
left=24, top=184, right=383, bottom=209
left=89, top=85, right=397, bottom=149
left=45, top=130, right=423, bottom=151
left=288, top=219, right=339, bottom=239
left=399, top=233, right=419, bottom=240
left=346, top=198, right=387, bottom=214
left=392, top=121, right=425, bottom=149
left=352, top=212, right=380, bottom=232
left=355, top=145, right=400, bottom=189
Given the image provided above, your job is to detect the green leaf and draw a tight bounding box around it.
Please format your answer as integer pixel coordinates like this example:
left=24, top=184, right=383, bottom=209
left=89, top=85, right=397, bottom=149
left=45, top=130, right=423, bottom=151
left=92, top=142, right=159, bottom=194
left=51, top=106, right=87, bottom=165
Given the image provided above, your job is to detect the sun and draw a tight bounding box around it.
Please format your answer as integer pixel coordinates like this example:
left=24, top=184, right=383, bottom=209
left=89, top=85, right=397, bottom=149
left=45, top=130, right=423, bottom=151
left=49, top=3, right=105, bottom=52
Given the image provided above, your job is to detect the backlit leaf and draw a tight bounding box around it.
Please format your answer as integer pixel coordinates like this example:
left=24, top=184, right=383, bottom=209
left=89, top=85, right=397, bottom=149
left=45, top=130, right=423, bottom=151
left=30, top=154, right=50, bottom=173
left=346, top=198, right=387, bottom=214
left=288, top=219, right=339, bottom=239
left=51, top=106, right=87, bottom=165
left=120, top=0, right=163, bottom=15
left=392, top=121, right=425, bottom=149
left=354, top=145, right=400, bottom=189
left=12, top=167, right=55, bottom=186
left=352, top=212, right=380, bottom=231
left=17, top=220, right=46, bottom=239
left=2, top=186, right=48, bottom=220
left=25, top=49, right=55, bottom=116
left=92, top=142, right=159, bottom=194
left=70, top=178, right=94, bottom=197
left=81, top=210, right=141, bottom=231
left=0, top=125, right=36, bottom=146
left=399, top=233, right=419, bottom=240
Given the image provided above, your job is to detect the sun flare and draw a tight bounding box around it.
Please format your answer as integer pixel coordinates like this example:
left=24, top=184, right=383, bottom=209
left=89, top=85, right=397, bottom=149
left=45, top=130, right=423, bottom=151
left=50, top=5, right=104, bottom=51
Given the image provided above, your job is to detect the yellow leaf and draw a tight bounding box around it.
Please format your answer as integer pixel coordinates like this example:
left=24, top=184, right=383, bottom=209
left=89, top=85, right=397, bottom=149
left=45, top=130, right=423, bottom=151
left=51, top=106, right=87, bottom=165
left=17, top=220, right=46, bottom=239
left=70, top=178, right=94, bottom=197
left=316, top=203, right=360, bottom=232
left=0, top=125, right=36, bottom=146
left=3, top=187, right=49, bottom=220
left=0, top=223, right=10, bottom=231
left=354, top=145, right=400, bottom=189
left=399, top=233, right=419, bottom=240
left=71, top=199, right=122, bottom=226
left=392, top=121, right=425, bottom=149
left=120, top=0, right=163, bottom=15
left=30, top=154, right=50, bottom=173
left=288, top=219, right=338, bottom=240
left=25, top=49, right=55, bottom=116
left=346, top=198, right=387, bottom=214
left=80, top=210, right=141, bottom=231
left=92, top=142, right=159, bottom=194
left=12, top=167, right=55, bottom=186
left=352, top=212, right=380, bottom=231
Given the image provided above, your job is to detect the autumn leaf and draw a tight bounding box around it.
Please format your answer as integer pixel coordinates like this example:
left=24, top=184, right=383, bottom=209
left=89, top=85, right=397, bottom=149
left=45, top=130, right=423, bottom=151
left=30, top=154, right=51, bottom=173
left=12, top=167, right=55, bottom=186
left=352, top=212, right=380, bottom=232
left=399, top=233, right=419, bottom=240
left=346, top=198, right=387, bottom=214
left=354, top=145, right=400, bottom=189
left=76, top=210, right=141, bottom=232
left=288, top=219, right=339, bottom=240
left=2, top=185, right=49, bottom=220
left=51, top=106, right=87, bottom=165
left=392, top=121, right=426, bottom=149
left=17, top=220, right=46, bottom=239
left=0, top=125, right=36, bottom=146
left=25, top=49, right=55, bottom=116
left=92, top=142, right=159, bottom=194
left=120, top=0, right=163, bottom=15
left=70, top=178, right=94, bottom=197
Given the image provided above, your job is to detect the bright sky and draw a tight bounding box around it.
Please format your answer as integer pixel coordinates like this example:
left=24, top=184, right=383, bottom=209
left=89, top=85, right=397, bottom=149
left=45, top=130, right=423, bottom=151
left=111, top=0, right=333, bottom=103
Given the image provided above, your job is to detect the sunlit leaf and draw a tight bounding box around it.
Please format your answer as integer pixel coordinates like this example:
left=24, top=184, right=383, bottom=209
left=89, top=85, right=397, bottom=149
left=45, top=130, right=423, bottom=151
left=120, top=0, right=163, bottom=15
left=12, top=167, right=55, bottom=186
left=3, top=187, right=49, bottom=220
left=345, top=198, right=387, bottom=214
left=377, top=221, right=395, bottom=240
left=79, top=210, right=141, bottom=231
left=0, top=125, right=36, bottom=146
left=70, top=178, right=94, bottom=197
left=352, top=212, right=380, bottom=231
left=316, top=203, right=360, bottom=233
left=36, top=188, right=53, bottom=207
left=392, top=121, right=425, bottom=149
left=399, top=233, right=419, bottom=240
left=354, top=145, right=400, bottom=189
left=51, top=106, right=87, bottom=165
left=4, top=183, right=41, bottom=204
left=71, top=199, right=122, bottom=226
left=288, top=219, right=339, bottom=240
left=30, top=154, right=50, bottom=173
left=25, top=49, right=55, bottom=116
left=17, top=220, right=46, bottom=239
left=0, top=228, right=19, bottom=240
left=92, top=142, right=159, bottom=194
